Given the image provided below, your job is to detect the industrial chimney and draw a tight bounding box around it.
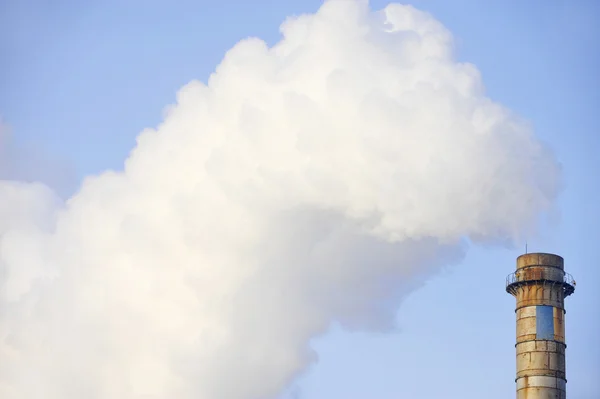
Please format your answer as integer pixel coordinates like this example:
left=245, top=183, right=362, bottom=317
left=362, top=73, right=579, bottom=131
left=506, top=253, right=576, bottom=398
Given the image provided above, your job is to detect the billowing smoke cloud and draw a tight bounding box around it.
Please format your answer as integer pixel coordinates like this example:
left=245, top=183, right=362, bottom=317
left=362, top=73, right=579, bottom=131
left=0, top=1, right=561, bottom=398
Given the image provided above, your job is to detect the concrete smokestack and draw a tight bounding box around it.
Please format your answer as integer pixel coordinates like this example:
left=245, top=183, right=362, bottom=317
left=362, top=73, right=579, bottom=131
left=506, top=253, right=576, bottom=398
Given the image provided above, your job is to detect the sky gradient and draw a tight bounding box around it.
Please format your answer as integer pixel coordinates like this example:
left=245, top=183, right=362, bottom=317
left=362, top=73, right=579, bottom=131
left=1, top=1, right=599, bottom=398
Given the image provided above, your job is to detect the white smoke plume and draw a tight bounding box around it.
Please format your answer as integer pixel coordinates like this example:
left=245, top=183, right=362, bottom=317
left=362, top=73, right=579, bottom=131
left=0, top=1, right=561, bottom=398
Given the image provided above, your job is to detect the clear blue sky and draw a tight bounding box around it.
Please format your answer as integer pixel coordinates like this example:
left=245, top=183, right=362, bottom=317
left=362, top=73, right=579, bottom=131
left=1, top=1, right=598, bottom=398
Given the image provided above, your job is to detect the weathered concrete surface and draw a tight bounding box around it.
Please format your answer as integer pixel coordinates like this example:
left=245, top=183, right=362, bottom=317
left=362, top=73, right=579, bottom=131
left=507, top=253, right=575, bottom=399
